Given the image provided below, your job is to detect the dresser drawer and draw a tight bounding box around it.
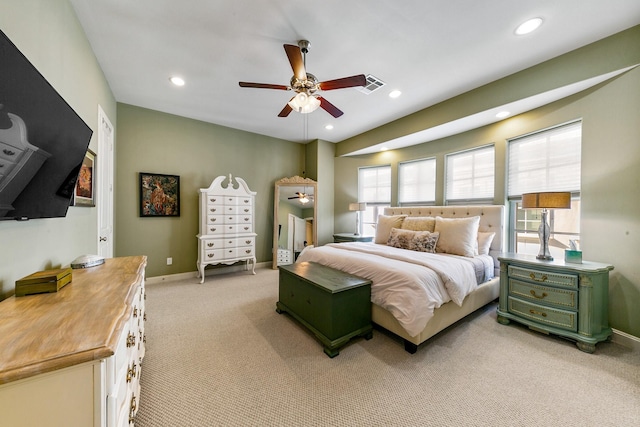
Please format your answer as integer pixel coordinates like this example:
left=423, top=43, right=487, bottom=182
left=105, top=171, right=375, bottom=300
left=508, top=296, right=577, bottom=332
left=509, top=278, right=577, bottom=310
left=0, top=142, right=24, bottom=162
left=508, top=265, right=578, bottom=289
left=205, top=194, right=224, bottom=205
left=203, top=239, right=223, bottom=250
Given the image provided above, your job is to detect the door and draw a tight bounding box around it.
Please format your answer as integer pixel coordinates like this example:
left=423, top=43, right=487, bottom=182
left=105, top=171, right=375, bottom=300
left=97, top=105, right=114, bottom=258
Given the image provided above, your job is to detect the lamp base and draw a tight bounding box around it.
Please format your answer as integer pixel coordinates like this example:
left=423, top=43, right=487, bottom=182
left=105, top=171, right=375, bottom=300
left=537, top=209, right=553, bottom=261
left=536, top=254, right=554, bottom=261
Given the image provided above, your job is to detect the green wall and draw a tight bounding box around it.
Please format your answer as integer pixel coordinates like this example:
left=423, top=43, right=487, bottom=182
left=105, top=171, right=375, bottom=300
left=115, top=104, right=305, bottom=277
left=333, top=27, right=640, bottom=337
left=0, top=0, right=116, bottom=298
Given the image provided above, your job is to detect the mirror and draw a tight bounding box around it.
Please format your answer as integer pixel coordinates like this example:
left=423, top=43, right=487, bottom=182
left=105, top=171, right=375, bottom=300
left=273, top=176, right=317, bottom=269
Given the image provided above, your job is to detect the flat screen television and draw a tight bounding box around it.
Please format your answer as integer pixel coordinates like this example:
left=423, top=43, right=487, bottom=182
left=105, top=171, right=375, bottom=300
left=0, top=29, right=93, bottom=220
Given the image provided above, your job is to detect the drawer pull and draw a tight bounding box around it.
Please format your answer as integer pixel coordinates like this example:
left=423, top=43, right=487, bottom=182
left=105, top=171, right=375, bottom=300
left=210, top=228, right=217, bottom=232
left=210, top=208, right=217, bottom=212
left=144, top=313, right=147, bottom=322
left=243, top=226, right=249, bottom=231
left=245, top=240, right=251, bottom=244
left=3, top=149, right=16, bottom=156
left=245, top=249, right=252, bottom=254
left=133, top=307, right=138, bottom=318
left=530, top=290, right=548, bottom=299
left=529, top=309, right=547, bottom=317
left=127, top=362, right=137, bottom=383
left=210, top=198, right=217, bottom=202
left=244, top=217, right=250, bottom=222
left=244, top=209, right=249, bottom=212
left=207, top=253, right=215, bottom=258
left=207, top=242, right=214, bottom=247
left=129, top=396, right=137, bottom=424
left=211, top=218, right=217, bottom=222
left=127, top=332, right=136, bottom=347
left=529, top=273, right=548, bottom=283
left=244, top=199, right=249, bottom=203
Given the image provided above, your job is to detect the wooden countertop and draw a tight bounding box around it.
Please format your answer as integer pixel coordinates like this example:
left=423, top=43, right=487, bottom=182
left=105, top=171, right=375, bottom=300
left=0, top=256, right=147, bottom=384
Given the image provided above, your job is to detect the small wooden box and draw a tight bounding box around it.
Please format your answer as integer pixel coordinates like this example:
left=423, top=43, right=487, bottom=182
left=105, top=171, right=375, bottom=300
left=15, top=267, right=73, bottom=297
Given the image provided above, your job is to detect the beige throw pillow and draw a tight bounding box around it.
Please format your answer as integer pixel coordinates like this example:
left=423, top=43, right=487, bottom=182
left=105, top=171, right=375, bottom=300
left=375, top=215, right=407, bottom=244
left=434, top=216, right=481, bottom=257
left=387, top=228, right=439, bottom=253
left=477, top=231, right=496, bottom=256
left=400, top=216, right=436, bottom=232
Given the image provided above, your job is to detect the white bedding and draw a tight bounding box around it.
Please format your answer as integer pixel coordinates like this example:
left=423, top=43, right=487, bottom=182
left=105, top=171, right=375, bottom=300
left=296, top=242, right=494, bottom=337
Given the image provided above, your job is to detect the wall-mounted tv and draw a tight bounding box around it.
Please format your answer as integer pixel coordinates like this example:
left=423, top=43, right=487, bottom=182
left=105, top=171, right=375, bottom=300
left=0, top=29, right=93, bottom=220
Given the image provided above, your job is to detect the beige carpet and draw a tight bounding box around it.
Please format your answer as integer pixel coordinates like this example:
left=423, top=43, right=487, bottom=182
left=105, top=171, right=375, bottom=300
left=136, top=267, right=639, bottom=426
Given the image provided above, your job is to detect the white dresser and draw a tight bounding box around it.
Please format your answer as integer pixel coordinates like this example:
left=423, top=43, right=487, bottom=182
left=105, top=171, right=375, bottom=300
left=0, top=256, right=147, bottom=427
left=197, top=174, right=257, bottom=283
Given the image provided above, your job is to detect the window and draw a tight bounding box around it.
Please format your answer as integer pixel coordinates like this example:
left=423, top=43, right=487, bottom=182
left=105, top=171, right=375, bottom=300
left=358, top=165, right=391, bottom=236
left=398, top=158, right=436, bottom=206
left=507, top=121, right=582, bottom=257
left=445, top=144, right=494, bottom=204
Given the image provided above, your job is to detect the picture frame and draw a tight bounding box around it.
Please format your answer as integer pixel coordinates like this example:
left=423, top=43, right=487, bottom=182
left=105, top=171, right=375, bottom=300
left=139, top=172, right=180, bottom=217
left=72, top=149, right=96, bottom=207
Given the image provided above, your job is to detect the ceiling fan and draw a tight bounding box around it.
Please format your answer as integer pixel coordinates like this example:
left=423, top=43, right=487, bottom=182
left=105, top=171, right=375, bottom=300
left=239, top=40, right=366, bottom=118
left=288, top=192, right=313, bottom=204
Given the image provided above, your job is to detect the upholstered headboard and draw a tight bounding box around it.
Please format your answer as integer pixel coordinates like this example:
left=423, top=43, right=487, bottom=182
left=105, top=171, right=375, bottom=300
left=383, top=205, right=505, bottom=274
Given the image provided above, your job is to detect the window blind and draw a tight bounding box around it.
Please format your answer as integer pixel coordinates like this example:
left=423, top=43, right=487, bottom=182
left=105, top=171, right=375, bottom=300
left=398, top=158, right=436, bottom=204
left=445, top=145, right=495, bottom=202
left=358, top=165, right=391, bottom=203
left=508, top=121, right=581, bottom=196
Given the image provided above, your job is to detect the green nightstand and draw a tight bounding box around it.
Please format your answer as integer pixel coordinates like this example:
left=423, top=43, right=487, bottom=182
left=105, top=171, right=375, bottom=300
left=497, top=253, right=613, bottom=353
left=277, top=262, right=373, bottom=357
left=333, top=233, right=374, bottom=243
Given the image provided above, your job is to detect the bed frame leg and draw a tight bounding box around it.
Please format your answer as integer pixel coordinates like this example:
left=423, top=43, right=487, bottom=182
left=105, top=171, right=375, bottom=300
left=404, top=340, right=418, bottom=354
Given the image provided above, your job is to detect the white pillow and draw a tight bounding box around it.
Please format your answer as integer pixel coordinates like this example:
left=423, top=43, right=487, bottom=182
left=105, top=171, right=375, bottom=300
left=477, top=231, right=496, bottom=256
left=400, top=216, right=436, bottom=232
left=434, top=216, right=481, bottom=257
left=375, top=215, right=407, bottom=244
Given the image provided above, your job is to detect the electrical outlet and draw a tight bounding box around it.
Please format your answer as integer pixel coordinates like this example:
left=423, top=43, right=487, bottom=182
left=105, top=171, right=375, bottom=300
left=167, top=257, right=172, bottom=265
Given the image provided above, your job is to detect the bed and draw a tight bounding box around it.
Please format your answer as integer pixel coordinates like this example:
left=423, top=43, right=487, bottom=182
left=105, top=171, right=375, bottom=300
left=296, top=205, right=504, bottom=353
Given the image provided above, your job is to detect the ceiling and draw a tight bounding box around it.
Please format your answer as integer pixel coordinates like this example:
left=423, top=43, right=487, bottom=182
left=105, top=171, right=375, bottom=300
left=69, top=1, right=640, bottom=148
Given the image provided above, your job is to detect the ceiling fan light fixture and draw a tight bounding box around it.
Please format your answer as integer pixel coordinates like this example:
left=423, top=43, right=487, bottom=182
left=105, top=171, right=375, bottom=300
left=299, top=195, right=310, bottom=204
left=288, top=92, right=320, bottom=114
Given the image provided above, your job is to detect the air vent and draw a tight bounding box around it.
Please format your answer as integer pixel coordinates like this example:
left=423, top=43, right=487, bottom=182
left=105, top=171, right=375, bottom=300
left=354, top=74, right=386, bottom=94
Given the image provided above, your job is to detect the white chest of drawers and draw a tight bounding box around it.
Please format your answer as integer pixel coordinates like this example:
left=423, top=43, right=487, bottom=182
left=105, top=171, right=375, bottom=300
left=197, top=174, right=257, bottom=283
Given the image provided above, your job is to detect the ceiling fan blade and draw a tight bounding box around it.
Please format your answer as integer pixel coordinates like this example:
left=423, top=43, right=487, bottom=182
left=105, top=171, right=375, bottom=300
left=317, top=96, right=344, bottom=118
left=318, top=74, right=366, bottom=91
left=284, top=44, right=306, bottom=81
left=278, top=100, right=294, bottom=117
left=239, top=82, right=289, bottom=90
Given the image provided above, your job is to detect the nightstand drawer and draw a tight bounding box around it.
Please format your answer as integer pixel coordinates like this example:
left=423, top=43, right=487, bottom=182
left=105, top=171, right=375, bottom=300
left=508, top=296, right=577, bottom=332
left=509, top=279, right=577, bottom=310
left=508, top=265, right=578, bottom=289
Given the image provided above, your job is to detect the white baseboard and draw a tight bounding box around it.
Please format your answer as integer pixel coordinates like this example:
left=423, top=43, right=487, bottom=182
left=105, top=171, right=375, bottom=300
left=146, top=261, right=272, bottom=285
left=611, top=328, right=640, bottom=352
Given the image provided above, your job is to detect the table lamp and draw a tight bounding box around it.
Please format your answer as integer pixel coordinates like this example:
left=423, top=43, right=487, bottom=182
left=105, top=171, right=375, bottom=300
left=348, top=202, right=367, bottom=236
left=521, top=192, right=571, bottom=261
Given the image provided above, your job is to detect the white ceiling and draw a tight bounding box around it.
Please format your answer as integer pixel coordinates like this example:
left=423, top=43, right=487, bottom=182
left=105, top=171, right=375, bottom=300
left=69, top=0, right=640, bottom=147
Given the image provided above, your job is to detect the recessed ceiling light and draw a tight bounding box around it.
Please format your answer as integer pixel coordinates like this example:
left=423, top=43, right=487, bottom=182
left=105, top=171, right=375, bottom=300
left=515, top=18, right=543, bottom=35
left=170, top=76, right=185, bottom=86
left=389, top=90, right=402, bottom=99
left=496, top=111, right=510, bottom=118
left=325, top=124, right=334, bottom=130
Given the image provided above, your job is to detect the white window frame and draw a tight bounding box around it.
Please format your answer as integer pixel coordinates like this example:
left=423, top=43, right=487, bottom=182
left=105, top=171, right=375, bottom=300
left=358, top=165, right=391, bottom=236
left=507, top=120, right=582, bottom=255
left=445, top=144, right=495, bottom=205
left=398, top=157, right=436, bottom=206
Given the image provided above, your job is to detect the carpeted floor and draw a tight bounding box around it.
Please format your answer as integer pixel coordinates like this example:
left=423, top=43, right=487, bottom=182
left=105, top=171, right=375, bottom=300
left=135, top=267, right=640, bottom=426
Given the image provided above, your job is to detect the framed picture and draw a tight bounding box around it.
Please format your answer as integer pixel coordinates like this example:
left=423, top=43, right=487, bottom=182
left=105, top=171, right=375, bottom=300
left=72, top=149, right=96, bottom=207
left=139, top=172, right=180, bottom=217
